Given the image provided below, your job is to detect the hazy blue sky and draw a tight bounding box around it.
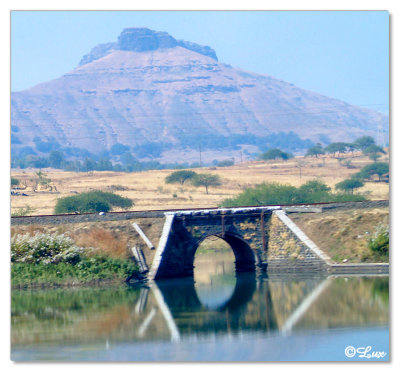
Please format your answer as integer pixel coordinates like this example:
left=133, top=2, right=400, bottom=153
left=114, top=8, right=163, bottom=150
left=11, top=10, right=389, bottom=113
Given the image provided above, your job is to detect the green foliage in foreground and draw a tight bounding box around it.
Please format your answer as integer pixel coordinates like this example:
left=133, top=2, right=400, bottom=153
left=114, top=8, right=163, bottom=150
left=11, top=233, right=137, bottom=287
left=221, top=180, right=367, bottom=207
left=368, top=224, right=389, bottom=257
left=54, top=190, right=133, bottom=214
left=11, top=260, right=137, bottom=287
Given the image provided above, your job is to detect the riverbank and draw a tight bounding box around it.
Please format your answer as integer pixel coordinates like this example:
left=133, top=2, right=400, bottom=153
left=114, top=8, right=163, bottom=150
left=11, top=232, right=139, bottom=289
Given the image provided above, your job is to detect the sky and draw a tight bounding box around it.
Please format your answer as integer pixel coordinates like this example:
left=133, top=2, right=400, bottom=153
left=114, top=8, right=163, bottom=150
left=11, top=10, right=389, bottom=113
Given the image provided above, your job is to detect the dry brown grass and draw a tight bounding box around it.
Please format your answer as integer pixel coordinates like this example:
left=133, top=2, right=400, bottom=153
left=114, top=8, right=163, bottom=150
left=11, top=152, right=389, bottom=215
left=289, top=207, right=389, bottom=263
left=71, top=228, right=129, bottom=259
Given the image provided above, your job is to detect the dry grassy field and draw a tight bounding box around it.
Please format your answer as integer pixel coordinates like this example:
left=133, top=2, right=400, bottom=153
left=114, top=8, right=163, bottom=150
left=290, top=207, right=389, bottom=263
left=11, top=152, right=389, bottom=216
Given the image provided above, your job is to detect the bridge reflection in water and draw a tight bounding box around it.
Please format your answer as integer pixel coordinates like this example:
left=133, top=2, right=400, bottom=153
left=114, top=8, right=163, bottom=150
left=12, top=273, right=389, bottom=356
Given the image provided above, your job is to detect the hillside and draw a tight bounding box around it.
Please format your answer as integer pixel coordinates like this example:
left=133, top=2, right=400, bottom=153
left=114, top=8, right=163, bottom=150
left=11, top=27, right=388, bottom=163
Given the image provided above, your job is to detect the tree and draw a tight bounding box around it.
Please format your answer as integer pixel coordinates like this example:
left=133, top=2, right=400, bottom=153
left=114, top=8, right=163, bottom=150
left=335, top=179, right=365, bottom=194
left=305, top=144, right=325, bottom=158
left=353, top=136, right=376, bottom=151
left=54, top=190, right=133, bottom=214
left=355, top=162, right=389, bottom=182
left=346, top=143, right=358, bottom=157
left=191, top=173, right=222, bottom=194
left=324, top=142, right=348, bottom=157
left=259, top=148, right=293, bottom=161
left=165, top=170, right=197, bottom=185
left=362, top=145, right=386, bottom=162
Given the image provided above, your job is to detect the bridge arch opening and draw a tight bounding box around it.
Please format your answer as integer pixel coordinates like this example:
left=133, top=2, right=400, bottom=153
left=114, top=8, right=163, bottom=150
left=193, top=234, right=256, bottom=310
left=193, top=233, right=256, bottom=278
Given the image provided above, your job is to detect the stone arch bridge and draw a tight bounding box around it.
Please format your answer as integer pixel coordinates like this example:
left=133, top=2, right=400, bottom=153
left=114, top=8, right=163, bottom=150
left=148, top=206, right=330, bottom=280
left=11, top=200, right=389, bottom=280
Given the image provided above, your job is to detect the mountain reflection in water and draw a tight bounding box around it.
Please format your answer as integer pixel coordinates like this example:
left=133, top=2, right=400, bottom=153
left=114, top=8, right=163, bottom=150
left=11, top=252, right=389, bottom=361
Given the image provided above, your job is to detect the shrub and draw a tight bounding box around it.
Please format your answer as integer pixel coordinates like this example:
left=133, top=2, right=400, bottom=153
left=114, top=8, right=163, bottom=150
left=259, top=148, right=293, bottom=161
left=368, top=224, right=389, bottom=257
left=221, top=180, right=366, bottom=207
left=54, top=191, right=133, bottom=214
left=11, top=233, right=83, bottom=265
left=222, top=182, right=299, bottom=206
left=10, top=232, right=138, bottom=286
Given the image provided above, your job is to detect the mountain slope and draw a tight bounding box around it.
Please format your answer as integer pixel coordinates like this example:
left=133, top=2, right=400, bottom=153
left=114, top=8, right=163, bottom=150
left=11, top=27, right=388, bottom=162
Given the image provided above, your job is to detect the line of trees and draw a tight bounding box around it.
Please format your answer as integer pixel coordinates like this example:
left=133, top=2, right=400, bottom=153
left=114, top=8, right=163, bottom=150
left=305, top=136, right=387, bottom=162
left=11, top=149, right=204, bottom=173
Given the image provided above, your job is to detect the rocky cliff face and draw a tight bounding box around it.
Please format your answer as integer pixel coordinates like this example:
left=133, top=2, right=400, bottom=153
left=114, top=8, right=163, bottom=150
left=79, top=28, right=218, bottom=66
left=11, top=27, right=388, bottom=162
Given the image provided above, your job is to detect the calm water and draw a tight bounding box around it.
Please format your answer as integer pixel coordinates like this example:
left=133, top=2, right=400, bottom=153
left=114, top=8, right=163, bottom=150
left=11, top=252, right=389, bottom=361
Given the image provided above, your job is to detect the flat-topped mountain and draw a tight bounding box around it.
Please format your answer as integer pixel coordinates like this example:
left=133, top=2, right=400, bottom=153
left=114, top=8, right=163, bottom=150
left=11, top=27, right=388, bottom=162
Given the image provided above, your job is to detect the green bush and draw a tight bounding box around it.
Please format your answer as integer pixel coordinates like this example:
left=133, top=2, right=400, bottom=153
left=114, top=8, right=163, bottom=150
left=11, top=233, right=83, bottom=265
left=11, top=232, right=138, bottom=286
left=368, top=224, right=389, bottom=257
left=54, top=190, right=133, bottom=214
left=221, top=180, right=366, bottom=207
left=259, top=148, right=293, bottom=161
